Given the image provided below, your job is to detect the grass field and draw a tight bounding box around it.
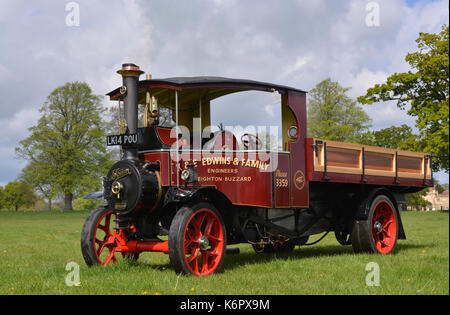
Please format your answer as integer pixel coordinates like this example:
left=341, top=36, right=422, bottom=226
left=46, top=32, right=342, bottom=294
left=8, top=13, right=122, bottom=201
left=0, top=210, right=448, bottom=295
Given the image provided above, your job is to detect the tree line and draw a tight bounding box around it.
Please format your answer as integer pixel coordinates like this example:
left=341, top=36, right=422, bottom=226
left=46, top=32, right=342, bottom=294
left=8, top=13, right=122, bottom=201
left=0, top=25, right=448, bottom=211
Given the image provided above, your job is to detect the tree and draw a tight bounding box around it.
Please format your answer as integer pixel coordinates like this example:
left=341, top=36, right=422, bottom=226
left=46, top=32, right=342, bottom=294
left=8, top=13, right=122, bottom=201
left=19, top=161, right=58, bottom=211
left=405, top=188, right=430, bottom=211
left=307, top=78, right=372, bottom=142
left=1, top=181, right=37, bottom=211
left=0, top=185, right=4, bottom=209
left=357, top=124, right=416, bottom=149
left=358, top=25, right=449, bottom=173
left=434, top=179, right=448, bottom=194
left=16, top=82, right=112, bottom=211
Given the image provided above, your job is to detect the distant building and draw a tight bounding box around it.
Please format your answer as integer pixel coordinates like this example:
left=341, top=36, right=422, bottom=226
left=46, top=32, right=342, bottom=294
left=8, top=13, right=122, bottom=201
left=424, top=188, right=449, bottom=211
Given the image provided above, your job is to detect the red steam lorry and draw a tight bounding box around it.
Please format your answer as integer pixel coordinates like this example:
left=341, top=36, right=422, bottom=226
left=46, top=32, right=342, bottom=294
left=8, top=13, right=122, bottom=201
left=81, top=64, right=432, bottom=276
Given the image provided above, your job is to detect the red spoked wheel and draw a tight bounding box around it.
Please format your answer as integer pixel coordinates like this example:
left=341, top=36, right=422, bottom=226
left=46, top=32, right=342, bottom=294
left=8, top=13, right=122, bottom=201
left=81, top=206, right=137, bottom=266
left=352, top=195, right=398, bottom=255
left=371, top=200, right=397, bottom=254
left=169, top=203, right=226, bottom=276
left=93, top=210, right=119, bottom=265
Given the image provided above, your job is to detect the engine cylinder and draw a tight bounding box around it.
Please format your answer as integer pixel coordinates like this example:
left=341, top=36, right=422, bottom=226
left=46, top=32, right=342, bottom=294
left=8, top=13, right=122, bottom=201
left=103, top=159, right=161, bottom=215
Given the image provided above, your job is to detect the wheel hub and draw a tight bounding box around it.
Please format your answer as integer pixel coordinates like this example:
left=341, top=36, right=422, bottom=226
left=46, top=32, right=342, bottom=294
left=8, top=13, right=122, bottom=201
left=373, top=221, right=383, bottom=234
left=198, top=235, right=210, bottom=250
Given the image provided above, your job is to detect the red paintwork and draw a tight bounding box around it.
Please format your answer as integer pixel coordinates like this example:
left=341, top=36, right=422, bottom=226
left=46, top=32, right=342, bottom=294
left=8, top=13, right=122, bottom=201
left=306, top=138, right=314, bottom=182
left=143, top=152, right=171, bottom=186
left=311, top=171, right=431, bottom=187
left=156, top=127, right=176, bottom=145
left=286, top=92, right=309, bottom=208
left=175, top=152, right=274, bottom=208
left=125, top=240, right=169, bottom=254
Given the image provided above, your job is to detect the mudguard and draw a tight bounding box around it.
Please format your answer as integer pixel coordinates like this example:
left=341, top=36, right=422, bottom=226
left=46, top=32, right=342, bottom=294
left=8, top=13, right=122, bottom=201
left=354, top=187, right=406, bottom=240
left=163, top=186, right=237, bottom=238
left=163, top=186, right=228, bottom=206
left=83, top=191, right=103, bottom=199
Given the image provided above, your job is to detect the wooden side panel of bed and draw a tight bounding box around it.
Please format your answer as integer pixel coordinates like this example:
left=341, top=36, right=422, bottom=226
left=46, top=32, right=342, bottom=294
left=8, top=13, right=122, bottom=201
left=312, top=139, right=432, bottom=181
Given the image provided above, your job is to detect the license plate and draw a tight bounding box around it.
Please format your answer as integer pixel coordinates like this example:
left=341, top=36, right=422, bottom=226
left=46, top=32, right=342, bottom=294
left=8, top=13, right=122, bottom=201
left=106, top=134, right=139, bottom=146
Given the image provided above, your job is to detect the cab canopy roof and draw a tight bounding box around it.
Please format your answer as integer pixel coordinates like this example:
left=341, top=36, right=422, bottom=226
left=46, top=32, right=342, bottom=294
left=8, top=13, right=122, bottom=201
left=107, top=76, right=306, bottom=103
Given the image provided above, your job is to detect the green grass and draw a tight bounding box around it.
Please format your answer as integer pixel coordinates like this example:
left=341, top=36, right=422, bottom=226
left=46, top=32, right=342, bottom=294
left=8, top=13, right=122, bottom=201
left=0, top=210, right=448, bottom=295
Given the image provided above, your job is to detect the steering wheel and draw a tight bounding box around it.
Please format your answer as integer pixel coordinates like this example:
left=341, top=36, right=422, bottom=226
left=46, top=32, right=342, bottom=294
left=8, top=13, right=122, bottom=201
left=241, top=133, right=262, bottom=150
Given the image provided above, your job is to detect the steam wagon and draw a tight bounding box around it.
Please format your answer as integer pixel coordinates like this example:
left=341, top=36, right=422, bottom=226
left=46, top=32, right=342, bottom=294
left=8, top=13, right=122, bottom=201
left=81, top=64, right=432, bottom=276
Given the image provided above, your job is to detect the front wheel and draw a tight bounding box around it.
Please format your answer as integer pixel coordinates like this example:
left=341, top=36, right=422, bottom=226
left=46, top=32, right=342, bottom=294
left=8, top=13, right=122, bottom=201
left=168, top=202, right=226, bottom=276
left=351, top=195, right=398, bottom=254
left=81, top=206, right=138, bottom=266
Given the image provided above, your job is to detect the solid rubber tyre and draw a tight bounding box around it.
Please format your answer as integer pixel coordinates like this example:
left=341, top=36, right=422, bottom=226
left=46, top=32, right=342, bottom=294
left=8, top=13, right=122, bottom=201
left=351, top=195, right=398, bottom=254
left=168, top=202, right=226, bottom=276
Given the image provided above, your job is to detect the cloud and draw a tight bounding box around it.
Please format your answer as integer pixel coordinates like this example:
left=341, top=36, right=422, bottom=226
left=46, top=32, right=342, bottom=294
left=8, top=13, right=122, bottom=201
left=0, top=108, right=41, bottom=145
left=0, top=108, right=41, bottom=185
left=282, top=56, right=313, bottom=78
left=337, top=68, right=418, bottom=130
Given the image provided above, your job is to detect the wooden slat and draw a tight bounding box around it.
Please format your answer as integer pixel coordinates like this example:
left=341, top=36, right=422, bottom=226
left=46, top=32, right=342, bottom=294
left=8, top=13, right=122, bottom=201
left=365, top=151, right=394, bottom=172
left=397, top=155, right=422, bottom=174
left=326, top=147, right=360, bottom=168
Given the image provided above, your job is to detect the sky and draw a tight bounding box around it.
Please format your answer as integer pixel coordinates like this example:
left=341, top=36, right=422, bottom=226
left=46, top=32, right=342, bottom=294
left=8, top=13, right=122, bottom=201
left=0, top=0, right=448, bottom=186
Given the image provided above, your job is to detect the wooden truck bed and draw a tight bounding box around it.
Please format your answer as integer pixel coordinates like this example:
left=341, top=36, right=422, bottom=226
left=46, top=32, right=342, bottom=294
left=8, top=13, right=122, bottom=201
left=309, top=139, right=432, bottom=187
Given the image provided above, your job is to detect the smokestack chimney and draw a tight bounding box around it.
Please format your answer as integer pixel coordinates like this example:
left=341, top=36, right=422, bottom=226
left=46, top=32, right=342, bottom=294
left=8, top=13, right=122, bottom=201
left=117, top=63, right=144, bottom=160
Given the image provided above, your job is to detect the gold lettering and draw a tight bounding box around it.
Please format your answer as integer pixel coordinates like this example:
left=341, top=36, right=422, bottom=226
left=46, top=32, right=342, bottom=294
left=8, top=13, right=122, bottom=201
left=275, top=169, right=288, bottom=178
left=111, top=168, right=131, bottom=181
left=198, top=176, right=223, bottom=182
left=224, top=176, right=252, bottom=182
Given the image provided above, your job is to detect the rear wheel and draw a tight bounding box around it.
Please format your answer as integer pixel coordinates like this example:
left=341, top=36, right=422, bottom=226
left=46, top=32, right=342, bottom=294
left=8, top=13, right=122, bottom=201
left=168, top=202, right=226, bottom=276
left=351, top=195, right=398, bottom=254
